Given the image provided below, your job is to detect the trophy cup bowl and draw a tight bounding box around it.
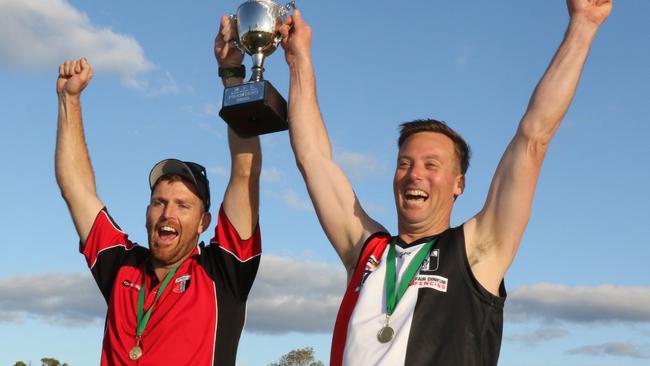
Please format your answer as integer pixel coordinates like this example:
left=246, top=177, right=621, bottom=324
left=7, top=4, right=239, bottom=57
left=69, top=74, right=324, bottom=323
left=219, top=0, right=295, bottom=137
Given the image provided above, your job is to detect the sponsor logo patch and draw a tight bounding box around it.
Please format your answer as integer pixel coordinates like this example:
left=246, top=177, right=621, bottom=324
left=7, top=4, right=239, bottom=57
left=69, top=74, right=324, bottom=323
left=410, top=275, right=448, bottom=292
left=173, top=274, right=191, bottom=294
left=122, top=280, right=141, bottom=291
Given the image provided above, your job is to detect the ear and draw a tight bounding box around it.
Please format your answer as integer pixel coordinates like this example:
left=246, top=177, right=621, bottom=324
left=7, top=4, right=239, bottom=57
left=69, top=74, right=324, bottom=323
left=145, top=205, right=152, bottom=229
left=198, top=212, right=212, bottom=234
left=453, top=174, right=465, bottom=199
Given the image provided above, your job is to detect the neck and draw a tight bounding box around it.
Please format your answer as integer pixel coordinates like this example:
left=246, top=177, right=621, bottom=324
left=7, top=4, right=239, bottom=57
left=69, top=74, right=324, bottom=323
left=397, top=218, right=450, bottom=244
left=151, top=254, right=190, bottom=281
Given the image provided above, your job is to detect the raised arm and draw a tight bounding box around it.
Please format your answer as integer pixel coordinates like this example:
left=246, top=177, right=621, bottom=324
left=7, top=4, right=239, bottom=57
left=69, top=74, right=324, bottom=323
left=55, top=58, right=104, bottom=245
left=215, top=16, right=262, bottom=239
left=465, top=0, right=612, bottom=294
left=280, top=11, right=385, bottom=274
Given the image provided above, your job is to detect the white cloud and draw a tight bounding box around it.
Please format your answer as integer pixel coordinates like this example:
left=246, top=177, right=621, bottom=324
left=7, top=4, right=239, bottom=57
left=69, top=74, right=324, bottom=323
left=197, top=121, right=225, bottom=139
left=0, top=0, right=153, bottom=87
left=208, top=166, right=229, bottom=177
left=0, top=255, right=346, bottom=334
left=261, top=167, right=283, bottom=183
left=281, top=189, right=313, bottom=212
left=334, top=149, right=386, bottom=180
left=507, top=283, right=650, bottom=323
left=142, top=71, right=191, bottom=97
left=505, top=325, right=569, bottom=346
left=203, top=102, right=221, bottom=118
left=3, top=270, right=650, bottom=339
left=566, top=342, right=650, bottom=359
left=362, top=202, right=386, bottom=216
left=0, top=272, right=105, bottom=326
left=245, top=255, right=345, bottom=334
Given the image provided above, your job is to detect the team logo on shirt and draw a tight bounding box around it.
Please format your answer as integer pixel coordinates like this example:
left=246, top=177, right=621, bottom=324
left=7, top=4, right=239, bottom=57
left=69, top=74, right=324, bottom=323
left=173, top=274, right=191, bottom=294
left=356, top=255, right=379, bottom=292
left=410, top=249, right=448, bottom=292
left=420, top=249, right=440, bottom=274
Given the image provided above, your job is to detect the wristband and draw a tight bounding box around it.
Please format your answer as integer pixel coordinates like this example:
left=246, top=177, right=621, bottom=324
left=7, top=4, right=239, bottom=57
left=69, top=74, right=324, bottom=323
left=218, top=65, right=246, bottom=79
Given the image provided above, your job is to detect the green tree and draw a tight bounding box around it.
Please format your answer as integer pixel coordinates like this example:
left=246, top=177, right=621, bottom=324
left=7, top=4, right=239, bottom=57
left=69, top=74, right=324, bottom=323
left=13, top=362, right=28, bottom=366
left=41, top=357, right=69, bottom=366
left=268, top=347, right=324, bottom=366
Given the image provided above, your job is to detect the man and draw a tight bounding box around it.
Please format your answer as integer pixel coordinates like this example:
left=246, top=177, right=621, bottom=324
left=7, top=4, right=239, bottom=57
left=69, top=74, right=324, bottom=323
left=55, top=18, right=259, bottom=365
left=279, top=0, right=612, bottom=365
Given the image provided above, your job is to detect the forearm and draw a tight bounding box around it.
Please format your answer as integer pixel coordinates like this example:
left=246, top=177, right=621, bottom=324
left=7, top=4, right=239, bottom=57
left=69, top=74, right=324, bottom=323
left=288, top=57, right=332, bottom=168
left=227, top=127, right=262, bottom=180
left=520, top=17, right=600, bottom=144
left=55, top=93, right=103, bottom=242
left=223, top=128, right=261, bottom=239
left=56, top=95, right=97, bottom=199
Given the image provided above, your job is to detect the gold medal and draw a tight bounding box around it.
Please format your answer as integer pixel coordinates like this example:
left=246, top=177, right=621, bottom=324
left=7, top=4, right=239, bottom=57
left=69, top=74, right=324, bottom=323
left=129, top=344, right=143, bottom=360
left=377, top=315, right=395, bottom=343
left=377, top=325, right=395, bottom=343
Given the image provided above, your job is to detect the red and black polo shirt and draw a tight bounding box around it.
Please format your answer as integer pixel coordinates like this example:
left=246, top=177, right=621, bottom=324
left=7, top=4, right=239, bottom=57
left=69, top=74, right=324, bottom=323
left=81, top=205, right=261, bottom=365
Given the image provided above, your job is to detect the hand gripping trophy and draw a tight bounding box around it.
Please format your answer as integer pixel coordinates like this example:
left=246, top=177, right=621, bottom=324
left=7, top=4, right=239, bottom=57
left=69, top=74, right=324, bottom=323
left=219, top=0, right=296, bottom=137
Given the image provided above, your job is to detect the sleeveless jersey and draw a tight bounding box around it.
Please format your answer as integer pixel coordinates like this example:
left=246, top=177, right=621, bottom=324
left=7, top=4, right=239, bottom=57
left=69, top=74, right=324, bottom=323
left=331, top=225, right=506, bottom=365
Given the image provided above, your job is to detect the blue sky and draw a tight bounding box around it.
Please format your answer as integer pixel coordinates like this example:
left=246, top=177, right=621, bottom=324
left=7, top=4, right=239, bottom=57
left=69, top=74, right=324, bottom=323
left=1, top=0, right=649, bottom=365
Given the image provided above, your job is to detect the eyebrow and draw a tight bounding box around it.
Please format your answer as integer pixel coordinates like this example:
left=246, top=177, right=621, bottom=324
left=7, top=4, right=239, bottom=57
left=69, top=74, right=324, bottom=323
left=398, top=153, right=442, bottom=160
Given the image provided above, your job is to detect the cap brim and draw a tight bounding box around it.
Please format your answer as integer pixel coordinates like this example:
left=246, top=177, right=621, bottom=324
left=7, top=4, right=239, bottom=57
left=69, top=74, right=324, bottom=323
left=149, top=159, right=199, bottom=190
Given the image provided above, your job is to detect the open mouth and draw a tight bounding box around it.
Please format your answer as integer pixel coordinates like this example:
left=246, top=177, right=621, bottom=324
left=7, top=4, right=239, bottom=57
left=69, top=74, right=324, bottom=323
left=404, top=189, right=429, bottom=202
left=157, top=225, right=179, bottom=241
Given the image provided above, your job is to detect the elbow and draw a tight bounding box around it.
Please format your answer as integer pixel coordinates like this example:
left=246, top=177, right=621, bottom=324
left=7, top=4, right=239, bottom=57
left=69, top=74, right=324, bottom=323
left=293, top=149, right=322, bottom=179
left=514, top=126, right=552, bottom=165
left=231, top=164, right=261, bottom=183
left=231, top=151, right=262, bottom=180
left=519, top=109, right=564, bottom=146
left=518, top=114, right=559, bottom=144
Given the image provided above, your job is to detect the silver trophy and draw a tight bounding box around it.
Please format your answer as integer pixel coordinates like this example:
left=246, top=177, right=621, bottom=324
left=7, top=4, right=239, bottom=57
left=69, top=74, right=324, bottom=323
left=219, top=0, right=296, bottom=137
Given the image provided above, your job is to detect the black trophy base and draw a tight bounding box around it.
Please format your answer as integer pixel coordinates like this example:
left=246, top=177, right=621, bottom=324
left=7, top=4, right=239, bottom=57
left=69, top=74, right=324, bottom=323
left=219, top=80, right=288, bottom=137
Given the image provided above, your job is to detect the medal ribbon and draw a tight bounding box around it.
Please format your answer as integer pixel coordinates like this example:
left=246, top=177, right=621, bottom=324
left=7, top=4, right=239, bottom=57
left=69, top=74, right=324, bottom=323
left=136, top=265, right=180, bottom=338
left=385, top=237, right=437, bottom=316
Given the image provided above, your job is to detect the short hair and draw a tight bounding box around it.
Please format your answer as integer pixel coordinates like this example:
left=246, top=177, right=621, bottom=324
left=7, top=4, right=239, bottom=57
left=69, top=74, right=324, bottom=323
left=398, top=119, right=471, bottom=175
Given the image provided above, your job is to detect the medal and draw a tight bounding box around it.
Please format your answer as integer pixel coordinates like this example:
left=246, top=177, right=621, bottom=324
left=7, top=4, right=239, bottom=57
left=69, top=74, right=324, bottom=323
left=379, top=237, right=438, bottom=343
left=129, top=344, right=143, bottom=361
left=377, top=314, right=395, bottom=343
left=377, top=325, right=395, bottom=343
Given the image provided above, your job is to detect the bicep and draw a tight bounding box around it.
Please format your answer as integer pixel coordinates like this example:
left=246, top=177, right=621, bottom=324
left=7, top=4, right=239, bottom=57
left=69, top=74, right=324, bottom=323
left=65, top=192, right=104, bottom=245
left=473, top=132, right=547, bottom=267
left=300, top=157, right=385, bottom=270
left=222, top=176, right=259, bottom=240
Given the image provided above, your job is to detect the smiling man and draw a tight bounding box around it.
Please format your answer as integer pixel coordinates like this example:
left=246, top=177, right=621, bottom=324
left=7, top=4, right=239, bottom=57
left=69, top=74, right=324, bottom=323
left=54, top=19, right=261, bottom=366
left=279, top=0, right=612, bottom=365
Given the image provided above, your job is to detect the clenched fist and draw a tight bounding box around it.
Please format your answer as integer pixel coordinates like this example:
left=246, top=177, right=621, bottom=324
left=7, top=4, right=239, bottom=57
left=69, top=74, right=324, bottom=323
left=57, top=58, right=93, bottom=97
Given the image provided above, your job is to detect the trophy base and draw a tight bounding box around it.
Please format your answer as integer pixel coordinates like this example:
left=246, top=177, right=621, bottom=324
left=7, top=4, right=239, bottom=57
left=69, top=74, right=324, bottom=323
left=219, top=80, right=288, bottom=137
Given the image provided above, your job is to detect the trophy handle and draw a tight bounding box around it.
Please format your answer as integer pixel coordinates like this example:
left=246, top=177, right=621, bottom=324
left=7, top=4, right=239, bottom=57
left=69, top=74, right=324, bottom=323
left=228, top=13, right=245, bottom=53
left=272, top=1, right=297, bottom=47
